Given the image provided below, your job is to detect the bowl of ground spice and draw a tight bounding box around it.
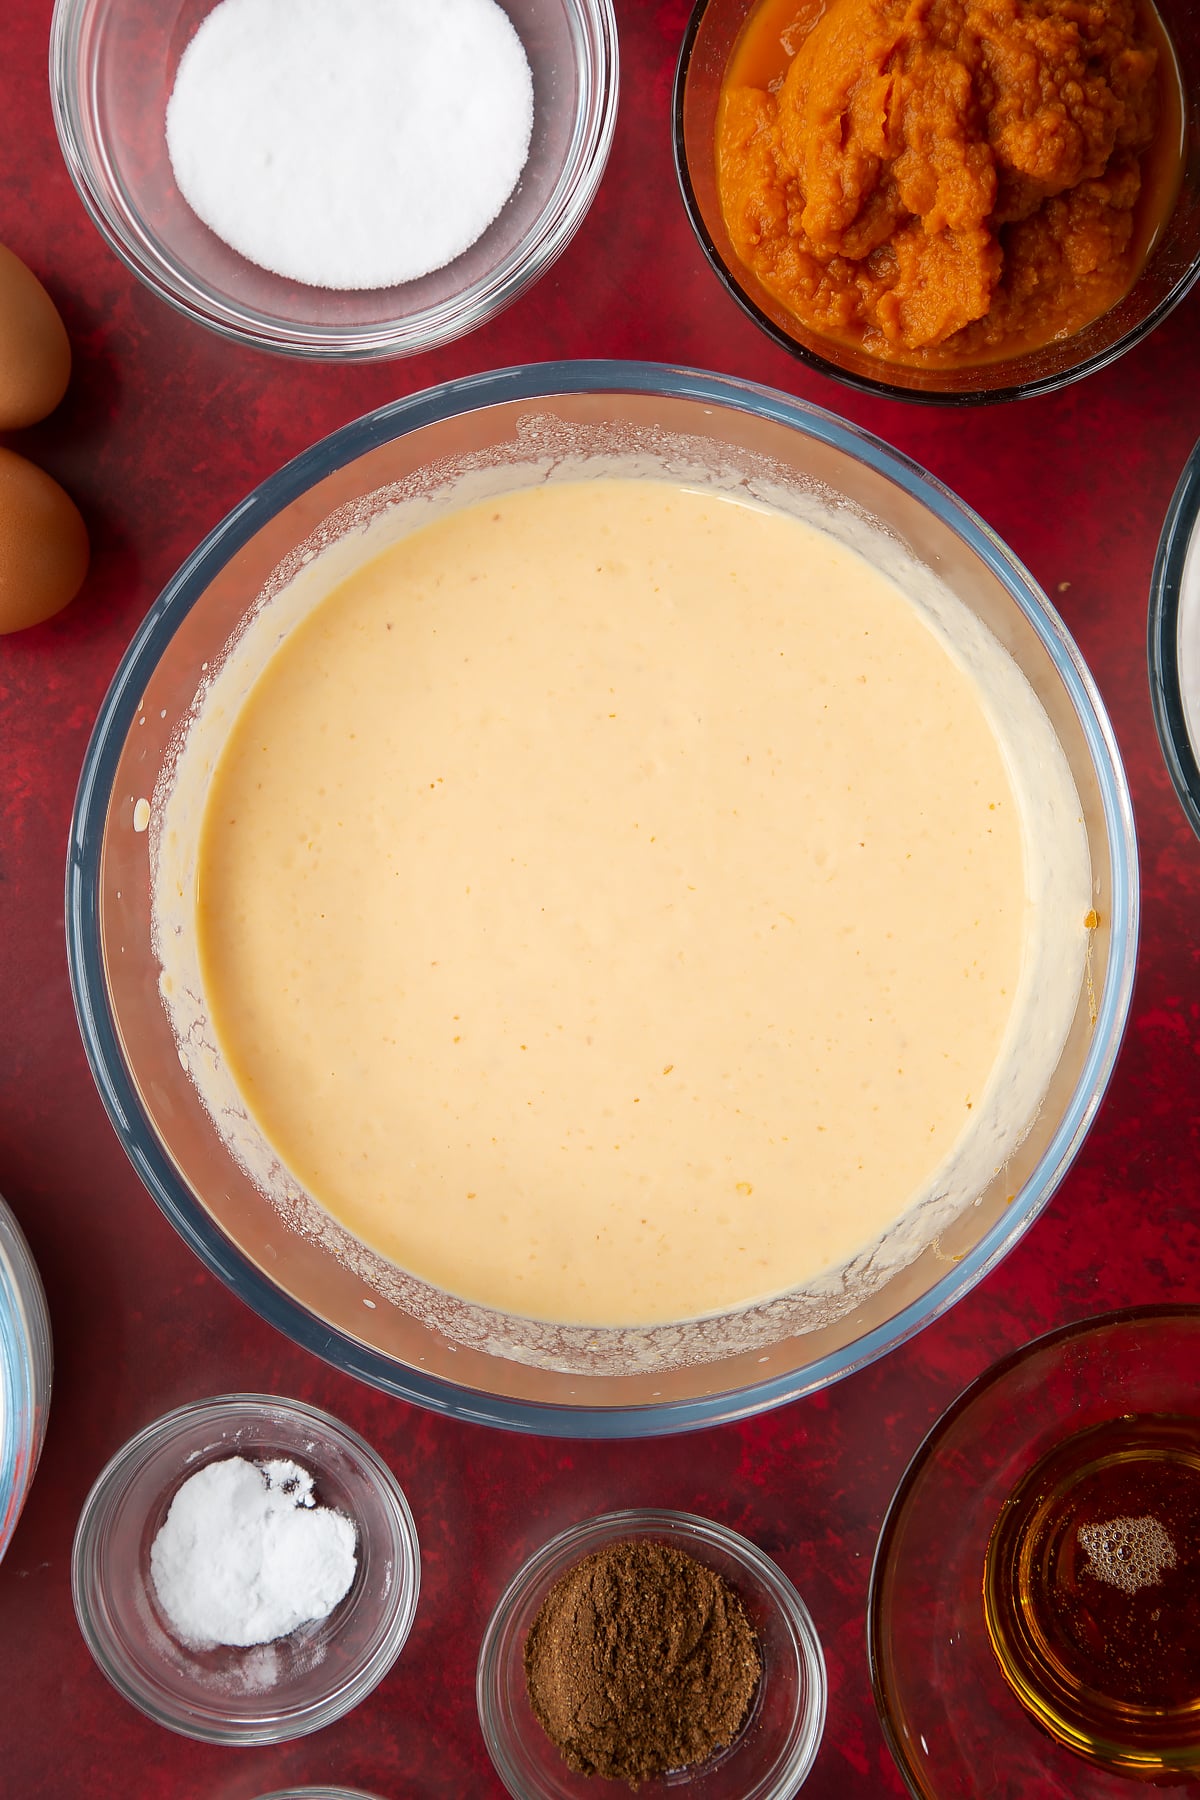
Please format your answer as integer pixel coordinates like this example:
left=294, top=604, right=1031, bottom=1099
left=70, top=1394, right=420, bottom=1742
left=49, top=0, right=618, bottom=358
left=477, top=1508, right=826, bottom=1797
left=675, top=0, right=1200, bottom=403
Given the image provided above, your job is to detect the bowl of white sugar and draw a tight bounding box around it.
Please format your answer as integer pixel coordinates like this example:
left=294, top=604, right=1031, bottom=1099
left=49, top=0, right=618, bottom=357
left=66, top=361, right=1138, bottom=1435
left=70, top=1394, right=420, bottom=1742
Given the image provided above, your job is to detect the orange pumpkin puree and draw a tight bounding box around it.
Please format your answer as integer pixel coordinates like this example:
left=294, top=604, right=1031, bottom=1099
left=716, top=0, right=1180, bottom=366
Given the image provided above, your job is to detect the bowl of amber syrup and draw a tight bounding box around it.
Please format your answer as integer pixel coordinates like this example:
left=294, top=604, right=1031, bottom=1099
left=869, top=1306, right=1200, bottom=1796
left=674, top=0, right=1200, bottom=403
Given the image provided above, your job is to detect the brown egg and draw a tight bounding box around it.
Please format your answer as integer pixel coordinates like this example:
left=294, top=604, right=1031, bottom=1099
left=0, top=244, right=71, bottom=429
left=0, top=447, right=90, bottom=633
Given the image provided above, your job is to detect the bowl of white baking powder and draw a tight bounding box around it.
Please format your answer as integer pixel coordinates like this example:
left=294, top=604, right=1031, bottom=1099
left=70, top=1394, right=419, bottom=1742
left=49, top=0, right=618, bottom=358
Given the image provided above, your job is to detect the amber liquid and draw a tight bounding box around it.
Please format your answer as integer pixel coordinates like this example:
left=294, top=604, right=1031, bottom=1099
left=984, top=1415, right=1200, bottom=1781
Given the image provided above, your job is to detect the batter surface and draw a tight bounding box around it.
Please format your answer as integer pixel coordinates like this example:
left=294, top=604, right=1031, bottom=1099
left=195, top=478, right=1029, bottom=1326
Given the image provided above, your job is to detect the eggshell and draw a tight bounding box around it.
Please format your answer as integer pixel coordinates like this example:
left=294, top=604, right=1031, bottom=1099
left=0, top=245, right=71, bottom=429
left=0, top=447, right=90, bottom=633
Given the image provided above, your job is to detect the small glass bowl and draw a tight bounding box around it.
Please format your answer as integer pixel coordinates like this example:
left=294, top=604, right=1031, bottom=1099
left=673, top=0, right=1200, bottom=404
left=254, top=1790, right=386, bottom=1799
left=0, top=1192, right=53, bottom=1566
left=1148, top=434, right=1200, bottom=839
left=71, top=1394, right=420, bottom=1743
left=49, top=0, right=618, bottom=359
left=477, top=1508, right=826, bottom=1798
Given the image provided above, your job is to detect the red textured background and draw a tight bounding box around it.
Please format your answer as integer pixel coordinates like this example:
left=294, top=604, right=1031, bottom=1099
left=2, top=3, right=1200, bottom=1796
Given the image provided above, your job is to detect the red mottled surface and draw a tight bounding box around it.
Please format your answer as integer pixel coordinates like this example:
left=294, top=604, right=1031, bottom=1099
left=2, top=2, right=1200, bottom=1796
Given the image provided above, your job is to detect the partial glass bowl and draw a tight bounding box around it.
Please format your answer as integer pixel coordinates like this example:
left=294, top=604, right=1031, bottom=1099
left=477, top=1508, right=826, bottom=1799
left=868, top=1306, right=1200, bottom=1798
left=0, top=1192, right=52, bottom=1566
left=1149, top=435, right=1200, bottom=838
left=254, top=1791, right=387, bottom=1799
left=66, top=360, right=1138, bottom=1435
left=71, top=1394, right=420, bottom=1743
left=673, top=0, right=1200, bottom=404
left=48, top=0, right=618, bottom=359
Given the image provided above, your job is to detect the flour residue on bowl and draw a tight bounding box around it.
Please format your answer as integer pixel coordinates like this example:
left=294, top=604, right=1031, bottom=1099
left=151, top=422, right=1091, bottom=1372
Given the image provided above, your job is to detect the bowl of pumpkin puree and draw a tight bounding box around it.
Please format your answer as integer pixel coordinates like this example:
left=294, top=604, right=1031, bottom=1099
left=66, top=364, right=1137, bottom=1433
left=675, top=0, right=1200, bottom=402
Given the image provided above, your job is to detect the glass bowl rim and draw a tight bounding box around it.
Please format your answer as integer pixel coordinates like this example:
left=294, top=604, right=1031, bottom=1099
left=47, top=0, right=620, bottom=361
left=1148, top=434, right=1200, bottom=838
left=69, top=1390, right=421, bottom=1744
left=0, top=1195, right=53, bottom=1567
left=670, top=0, right=1200, bottom=407
left=476, top=1504, right=827, bottom=1799
left=252, top=1790, right=390, bottom=1799
left=65, top=357, right=1139, bottom=1438
left=866, top=1302, right=1200, bottom=1797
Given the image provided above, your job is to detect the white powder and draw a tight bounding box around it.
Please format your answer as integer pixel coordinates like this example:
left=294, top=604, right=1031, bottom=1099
left=165, top=0, right=535, bottom=290
left=149, top=1455, right=357, bottom=1649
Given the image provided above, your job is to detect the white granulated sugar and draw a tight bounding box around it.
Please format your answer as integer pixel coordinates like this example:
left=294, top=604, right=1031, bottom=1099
left=165, top=0, right=535, bottom=290
left=149, top=1455, right=357, bottom=1650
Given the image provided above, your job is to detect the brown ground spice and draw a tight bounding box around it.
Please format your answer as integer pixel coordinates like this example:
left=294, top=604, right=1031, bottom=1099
left=522, top=1537, right=762, bottom=1787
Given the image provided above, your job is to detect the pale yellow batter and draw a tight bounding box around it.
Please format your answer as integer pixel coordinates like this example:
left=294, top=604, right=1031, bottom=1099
left=195, top=478, right=1028, bottom=1327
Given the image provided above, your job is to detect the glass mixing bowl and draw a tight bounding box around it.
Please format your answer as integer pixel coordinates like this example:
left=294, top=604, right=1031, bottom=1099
left=673, top=0, right=1200, bottom=404
left=49, top=0, right=618, bottom=359
left=66, top=361, right=1138, bottom=1434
